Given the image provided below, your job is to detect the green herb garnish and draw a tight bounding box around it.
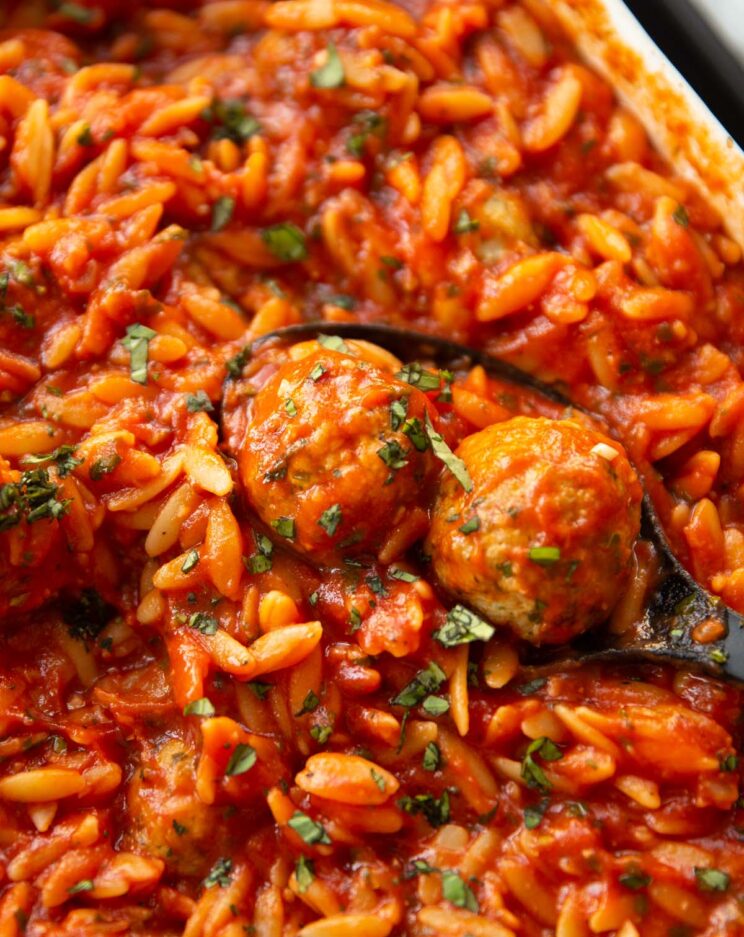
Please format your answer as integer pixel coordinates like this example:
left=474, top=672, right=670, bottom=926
left=435, top=605, right=494, bottom=647
left=121, top=323, right=156, bottom=386
left=310, top=42, right=345, bottom=89
left=425, top=413, right=472, bottom=492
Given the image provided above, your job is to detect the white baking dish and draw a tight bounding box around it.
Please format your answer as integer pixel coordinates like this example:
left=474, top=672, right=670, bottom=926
left=551, top=0, right=744, bottom=248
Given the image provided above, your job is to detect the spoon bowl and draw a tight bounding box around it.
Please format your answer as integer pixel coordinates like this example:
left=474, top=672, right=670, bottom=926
left=249, top=322, right=744, bottom=681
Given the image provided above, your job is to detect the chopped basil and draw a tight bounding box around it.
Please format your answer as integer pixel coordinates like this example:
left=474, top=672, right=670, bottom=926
left=185, top=390, right=214, bottom=413
left=203, top=857, right=232, bottom=889
left=76, top=125, right=94, bottom=147
left=521, top=737, right=563, bottom=793
left=309, top=362, right=326, bottom=382
left=9, top=260, right=34, bottom=287
left=422, top=695, right=449, bottom=716
left=391, top=662, right=446, bottom=708
left=246, top=532, right=273, bottom=574
left=390, top=397, right=408, bottom=431
left=0, top=469, right=71, bottom=531
left=528, top=546, right=561, bottom=566
left=411, top=859, right=438, bottom=875
left=272, top=516, right=296, bottom=540
left=366, top=573, right=386, bottom=596
left=441, top=871, right=478, bottom=912
left=121, top=323, right=156, bottom=386
left=325, top=293, right=356, bottom=310
left=295, top=690, right=320, bottom=716
left=524, top=798, right=549, bottom=829
left=226, top=347, right=250, bottom=379
left=402, top=417, right=429, bottom=452
left=422, top=741, right=441, bottom=772
left=23, top=444, right=81, bottom=478
left=57, top=2, right=95, bottom=24
left=310, top=41, right=345, bottom=89
left=673, top=204, right=689, bottom=227
left=453, top=209, right=480, bottom=235
left=246, top=553, right=271, bottom=574
left=181, top=549, right=199, bottom=573
left=89, top=454, right=122, bottom=480
left=619, top=869, right=652, bottom=890
left=7, top=305, right=34, bottom=329
left=310, top=723, right=332, bottom=744
left=517, top=677, right=547, bottom=696
left=262, top=223, right=308, bottom=262
left=295, top=856, right=315, bottom=893
left=317, top=334, right=349, bottom=353
left=370, top=768, right=387, bottom=792
left=435, top=605, right=495, bottom=647
left=285, top=398, right=298, bottom=417
left=389, top=567, right=419, bottom=583
left=288, top=811, right=331, bottom=845
left=248, top=681, right=272, bottom=700
left=225, top=743, right=257, bottom=776
left=318, top=504, right=342, bottom=537
left=396, top=362, right=441, bottom=392
left=68, top=879, right=94, bottom=895
left=398, top=790, right=450, bottom=827
left=377, top=439, right=408, bottom=471
left=308, top=590, right=319, bottom=606
left=188, top=612, right=218, bottom=635
left=694, top=867, right=730, bottom=892
left=211, top=196, right=235, bottom=232
left=459, top=516, right=480, bottom=534
left=183, top=697, right=215, bottom=717
left=720, top=754, right=739, bottom=772
left=210, top=99, right=260, bottom=143
left=172, top=820, right=188, bottom=836
left=348, top=606, right=362, bottom=632
left=347, top=110, right=386, bottom=157
left=425, top=413, right=473, bottom=492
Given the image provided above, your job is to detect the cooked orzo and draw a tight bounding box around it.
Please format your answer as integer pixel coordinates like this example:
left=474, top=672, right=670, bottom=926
left=0, top=1, right=743, bottom=935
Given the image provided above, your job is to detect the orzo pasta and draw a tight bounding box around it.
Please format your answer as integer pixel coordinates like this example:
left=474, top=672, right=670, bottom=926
left=0, top=1, right=742, bottom=936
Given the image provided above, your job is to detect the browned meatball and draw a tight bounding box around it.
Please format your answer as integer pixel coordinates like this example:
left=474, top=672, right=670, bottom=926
left=426, top=416, right=642, bottom=644
left=240, top=347, right=438, bottom=563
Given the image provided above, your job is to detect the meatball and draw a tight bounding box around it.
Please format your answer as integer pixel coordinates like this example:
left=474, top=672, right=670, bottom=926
left=240, top=347, right=438, bottom=563
left=426, top=416, right=642, bottom=644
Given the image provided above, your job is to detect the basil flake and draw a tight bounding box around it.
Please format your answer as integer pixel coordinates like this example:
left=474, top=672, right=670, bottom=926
left=211, top=196, right=235, bottom=232
left=318, top=503, right=342, bottom=537
left=441, top=870, right=478, bottom=912
left=435, top=604, right=495, bottom=647
left=296, top=856, right=315, bottom=893
left=391, top=661, right=446, bottom=708
left=121, top=323, right=156, bottom=385
left=424, top=413, right=473, bottom=492
left=262, top=223, right=308, bottom=262
left=225, top=743, right=257, bottom=776
left=288, top=811, right=331, bottom=845
left=310, top=41, right=345, bottom=89
left=184, top=697, right=215, bottom=717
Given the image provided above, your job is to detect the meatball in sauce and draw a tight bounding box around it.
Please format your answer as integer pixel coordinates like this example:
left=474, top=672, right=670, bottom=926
left=426, top=416, right=643, bottom=644
left=240, top=346, right=439, bottom=564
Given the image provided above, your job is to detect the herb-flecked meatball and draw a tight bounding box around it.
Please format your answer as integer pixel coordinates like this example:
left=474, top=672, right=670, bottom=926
left=426, top=416, right=643, bottom=644
left=240, top=348, right=438, bottom=564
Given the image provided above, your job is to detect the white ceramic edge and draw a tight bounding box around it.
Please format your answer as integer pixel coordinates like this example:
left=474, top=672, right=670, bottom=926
left=601, top=0, right=740, bottom=151
left=552, top=0, right=744, bottom=247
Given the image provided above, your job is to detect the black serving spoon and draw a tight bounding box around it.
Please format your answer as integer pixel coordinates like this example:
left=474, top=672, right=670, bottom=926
left=251, top=322, right=744, bottom=681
